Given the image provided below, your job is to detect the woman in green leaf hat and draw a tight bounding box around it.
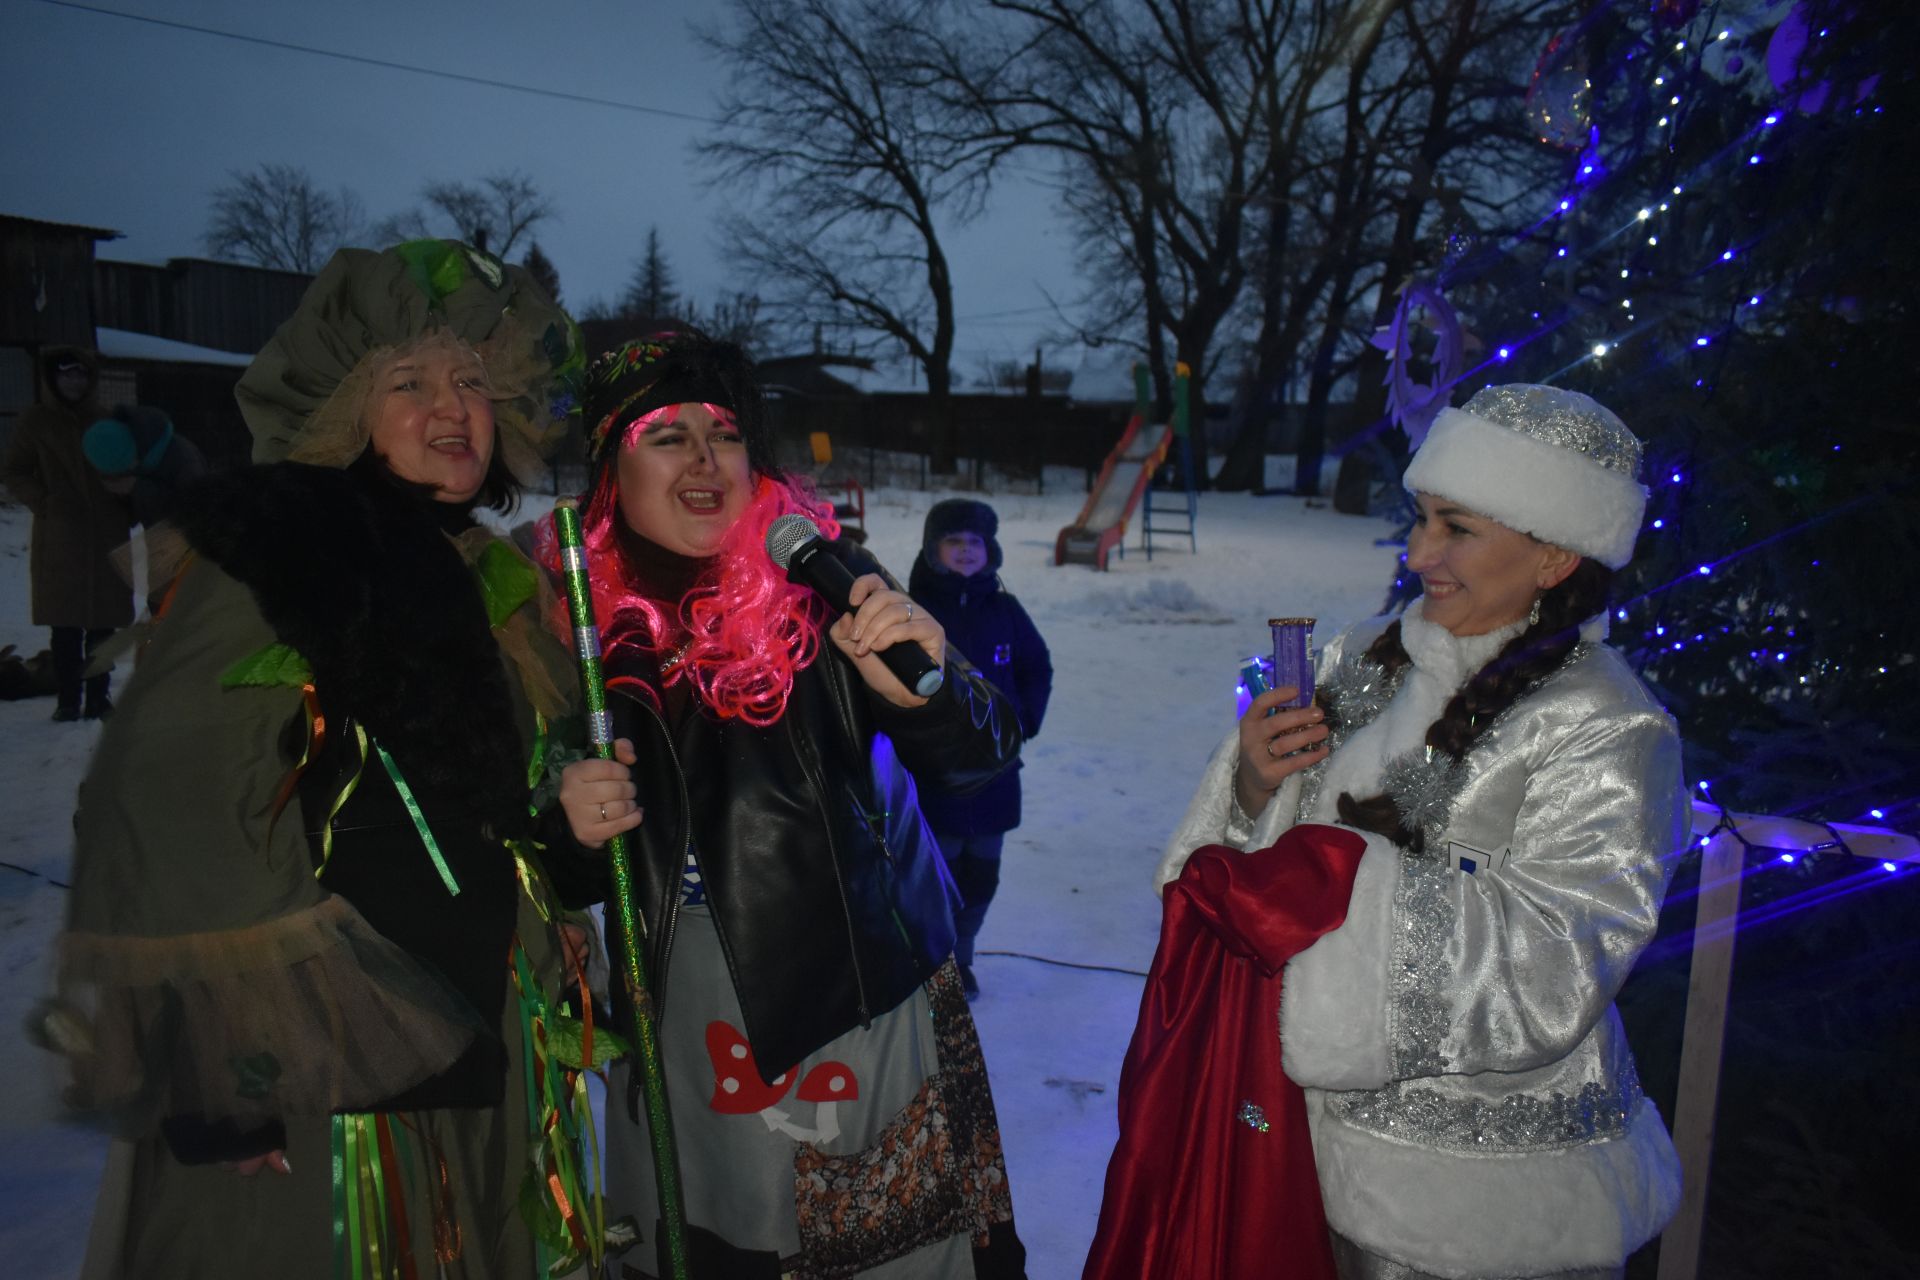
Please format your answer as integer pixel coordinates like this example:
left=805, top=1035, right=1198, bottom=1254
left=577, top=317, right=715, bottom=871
left=38, top=241, right=607, bottom=1279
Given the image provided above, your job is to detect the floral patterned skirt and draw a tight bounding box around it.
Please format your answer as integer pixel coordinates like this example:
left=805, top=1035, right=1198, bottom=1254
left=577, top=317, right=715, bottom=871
left=606, top=907, right=1015, bottom=1280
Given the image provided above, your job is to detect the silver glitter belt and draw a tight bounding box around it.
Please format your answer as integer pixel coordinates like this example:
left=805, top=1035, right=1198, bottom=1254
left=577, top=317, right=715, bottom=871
left=1327, top=1065, right=1644, bottom=1154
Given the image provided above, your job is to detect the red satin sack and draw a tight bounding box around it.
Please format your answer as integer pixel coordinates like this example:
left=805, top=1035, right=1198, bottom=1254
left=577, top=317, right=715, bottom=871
left=1083, top=823, right=1367, bottom=1280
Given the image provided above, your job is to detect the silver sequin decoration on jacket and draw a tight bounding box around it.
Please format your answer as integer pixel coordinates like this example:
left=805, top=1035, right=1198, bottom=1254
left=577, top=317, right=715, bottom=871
left=1309, top=616, right=1685, bottom=1149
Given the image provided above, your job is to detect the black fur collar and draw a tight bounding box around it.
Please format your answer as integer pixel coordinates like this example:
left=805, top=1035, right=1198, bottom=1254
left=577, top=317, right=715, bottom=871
left=177, top=463, right=530, bottom=838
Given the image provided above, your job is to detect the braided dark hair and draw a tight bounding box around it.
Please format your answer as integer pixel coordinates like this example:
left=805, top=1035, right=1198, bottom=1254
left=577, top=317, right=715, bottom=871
left=1334, top=559, right=1614, bottom=852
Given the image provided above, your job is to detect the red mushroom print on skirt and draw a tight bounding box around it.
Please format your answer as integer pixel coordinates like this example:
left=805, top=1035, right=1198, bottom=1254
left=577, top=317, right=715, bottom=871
left=706, top=1020, right=863, bottom=1143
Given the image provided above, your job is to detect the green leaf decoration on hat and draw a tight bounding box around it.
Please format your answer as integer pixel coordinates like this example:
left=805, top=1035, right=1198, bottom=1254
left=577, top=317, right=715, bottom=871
left=543, top=317, right=586, bottom=385
left=544, top=1015, right=632, bottom=1070
left=462, top=244, right=505, bottom=290
left=392, top=239, right=475, bottom=309
left=221, top=642, right=313, bottom=690
left=541, top=317, right=587, bottom=427
left=475, top=541, right=540, bottom=629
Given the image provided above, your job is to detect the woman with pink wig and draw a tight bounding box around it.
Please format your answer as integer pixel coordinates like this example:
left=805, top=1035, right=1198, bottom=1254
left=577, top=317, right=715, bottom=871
left=548, top=331, right=1029, bottom=1277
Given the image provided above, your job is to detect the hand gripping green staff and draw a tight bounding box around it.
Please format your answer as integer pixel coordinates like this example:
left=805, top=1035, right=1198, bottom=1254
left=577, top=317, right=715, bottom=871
left=552, top=499, right=689, bottom=1279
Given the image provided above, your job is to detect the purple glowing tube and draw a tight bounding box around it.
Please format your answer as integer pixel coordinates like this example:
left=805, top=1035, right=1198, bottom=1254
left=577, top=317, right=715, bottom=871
left=1268, top=617, right=1316, bottom=709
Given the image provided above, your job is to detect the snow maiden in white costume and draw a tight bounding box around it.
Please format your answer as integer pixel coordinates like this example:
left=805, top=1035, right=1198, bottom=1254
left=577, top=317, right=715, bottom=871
left=1161, top=385, right=1689, bottom=1280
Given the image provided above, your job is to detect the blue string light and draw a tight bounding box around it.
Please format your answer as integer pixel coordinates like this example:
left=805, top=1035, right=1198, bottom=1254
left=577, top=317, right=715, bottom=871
left=1430, top=44, right=1910, bottom=852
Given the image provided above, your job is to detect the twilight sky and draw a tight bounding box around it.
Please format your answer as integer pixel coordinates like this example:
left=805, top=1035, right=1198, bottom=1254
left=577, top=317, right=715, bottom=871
left=3, top=0, right=1099, bottom=385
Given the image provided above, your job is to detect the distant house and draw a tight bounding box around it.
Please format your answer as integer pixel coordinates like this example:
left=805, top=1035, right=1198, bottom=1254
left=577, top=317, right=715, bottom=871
left=757, top=350, right=1127, bottom=488
left=92, top=256, right=313, bottom=469
left=2, top=213, right=316, bottom=469
left=93, top=256, right=312, bottom=358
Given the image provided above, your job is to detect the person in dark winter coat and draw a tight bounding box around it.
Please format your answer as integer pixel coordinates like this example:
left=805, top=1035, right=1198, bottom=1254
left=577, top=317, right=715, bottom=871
left=1, top=347, right=133, bottom=719
left=907, top=498, right=1053, bottom=998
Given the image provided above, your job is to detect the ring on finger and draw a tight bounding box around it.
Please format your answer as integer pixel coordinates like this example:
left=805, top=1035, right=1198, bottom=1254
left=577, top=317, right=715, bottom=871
left=905, top=601, right=914, bottom=621
left=1265, top=738, right=1279, bottom=759
left=598, top=802, right=608, bottom=822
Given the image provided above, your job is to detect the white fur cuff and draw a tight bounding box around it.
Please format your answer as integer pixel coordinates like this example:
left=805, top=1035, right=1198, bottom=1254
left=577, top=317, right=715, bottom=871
left=1154, top=727, right=1305, bottom=893
left=1280, top=833, right=1399, bottom=1090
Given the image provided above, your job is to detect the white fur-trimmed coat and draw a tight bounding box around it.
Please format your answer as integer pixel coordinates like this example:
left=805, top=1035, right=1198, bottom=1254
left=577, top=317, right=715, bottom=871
left=1158, top=604, right=1688, bottom=1279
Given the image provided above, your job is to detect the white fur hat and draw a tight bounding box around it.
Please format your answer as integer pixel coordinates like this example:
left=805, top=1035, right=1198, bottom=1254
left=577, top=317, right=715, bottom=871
left=1402, top=384, right=1648, bottom=569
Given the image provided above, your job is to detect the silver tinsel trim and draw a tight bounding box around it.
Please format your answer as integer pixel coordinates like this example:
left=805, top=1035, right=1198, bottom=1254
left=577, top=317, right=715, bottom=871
left=1382, top=746, right=1469, bottom=849
left=1329, top=1068, right=1643, bottom=1153
left=1323, top=650, right=1402, bottom=728
left=1307, top=635, right=1593, bottom=844
left=1296, top=745, right=1332, bottom=821
left=1388, top=856, right=1454, bottom=1080
left=1300, top=649, right=1405, bottom=819
left=1459, top=384, right=1644, bottom=478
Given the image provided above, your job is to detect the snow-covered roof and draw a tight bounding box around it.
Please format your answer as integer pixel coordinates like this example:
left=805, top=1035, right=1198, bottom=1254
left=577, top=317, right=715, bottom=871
left=96, top=327, right=254, bottom=368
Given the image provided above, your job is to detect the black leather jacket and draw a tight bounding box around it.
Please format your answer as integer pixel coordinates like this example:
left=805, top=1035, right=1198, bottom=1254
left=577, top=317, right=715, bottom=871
left=561, top=604, right=1021, bottom=1080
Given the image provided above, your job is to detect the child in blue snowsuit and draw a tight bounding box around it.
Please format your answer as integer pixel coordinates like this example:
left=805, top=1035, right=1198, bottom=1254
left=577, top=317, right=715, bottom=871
left=908, top=499, right=1052, bottom=998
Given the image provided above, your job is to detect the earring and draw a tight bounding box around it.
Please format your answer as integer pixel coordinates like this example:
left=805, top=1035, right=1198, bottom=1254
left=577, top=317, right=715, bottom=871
left=1527, top=595, right=1543, bottom=627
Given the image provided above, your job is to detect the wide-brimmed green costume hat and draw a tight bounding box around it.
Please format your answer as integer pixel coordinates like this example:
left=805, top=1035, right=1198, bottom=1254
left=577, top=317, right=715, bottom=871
left=236, top=240, right=583, bottom=481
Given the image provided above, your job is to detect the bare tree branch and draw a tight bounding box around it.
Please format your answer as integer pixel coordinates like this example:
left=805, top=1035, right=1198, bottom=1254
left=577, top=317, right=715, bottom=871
left=374, top=170, right=554, bottom=256
left=699, top=0, right=1003, bottom=470
left=203, top=163, right=363, bottom=273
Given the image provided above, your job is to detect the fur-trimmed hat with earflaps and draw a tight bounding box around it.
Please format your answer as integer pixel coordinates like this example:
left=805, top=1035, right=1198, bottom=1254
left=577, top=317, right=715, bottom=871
left=920, top=498, right=1003, bottom=575
left=234, top=240, right=583, bottom=480
left=1402, top=383, right=1648, bottom=569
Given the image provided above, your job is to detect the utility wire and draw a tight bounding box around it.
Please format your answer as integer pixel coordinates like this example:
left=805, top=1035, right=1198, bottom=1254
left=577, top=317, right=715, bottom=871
left=33, top=0, right=724, bottom=125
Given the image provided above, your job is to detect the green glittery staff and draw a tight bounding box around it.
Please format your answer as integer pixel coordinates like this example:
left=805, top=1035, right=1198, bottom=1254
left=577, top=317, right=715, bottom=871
left=551, top=498, right=689, bottom=1279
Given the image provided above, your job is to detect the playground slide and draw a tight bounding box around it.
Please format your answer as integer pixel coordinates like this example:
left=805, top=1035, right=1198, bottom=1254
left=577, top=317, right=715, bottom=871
left=1054, top=410, right=1174, bottom=571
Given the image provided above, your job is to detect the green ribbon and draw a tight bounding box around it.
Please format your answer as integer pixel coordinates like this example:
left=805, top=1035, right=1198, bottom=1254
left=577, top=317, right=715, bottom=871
left=525, top=712, right=549, bottom=794
left=343, top=1116, right=365, bottom=1280
left=331, top=1116, right=349, bottom=1280
left=372, top=742, right=459, bottom=897
left=314, top=724, right=369, bottom=880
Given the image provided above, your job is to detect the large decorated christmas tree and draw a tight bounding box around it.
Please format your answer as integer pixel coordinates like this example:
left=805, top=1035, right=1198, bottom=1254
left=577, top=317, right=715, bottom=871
left=1419, top=0, right=1918, bottom=827
left=1411, top=3, right=1918, bottom=1271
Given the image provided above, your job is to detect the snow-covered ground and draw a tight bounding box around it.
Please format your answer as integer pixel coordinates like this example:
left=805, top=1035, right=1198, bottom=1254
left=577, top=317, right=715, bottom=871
left=0, top=470, right=1400, bottom=1277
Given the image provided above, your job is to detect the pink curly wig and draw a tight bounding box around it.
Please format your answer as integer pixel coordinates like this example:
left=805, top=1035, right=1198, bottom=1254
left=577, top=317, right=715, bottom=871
left=545, top=403, right=841, bottom=725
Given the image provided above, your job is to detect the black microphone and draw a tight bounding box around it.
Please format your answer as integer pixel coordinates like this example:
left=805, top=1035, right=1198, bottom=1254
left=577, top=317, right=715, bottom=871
left=766, top=514, right=945, bottom=698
